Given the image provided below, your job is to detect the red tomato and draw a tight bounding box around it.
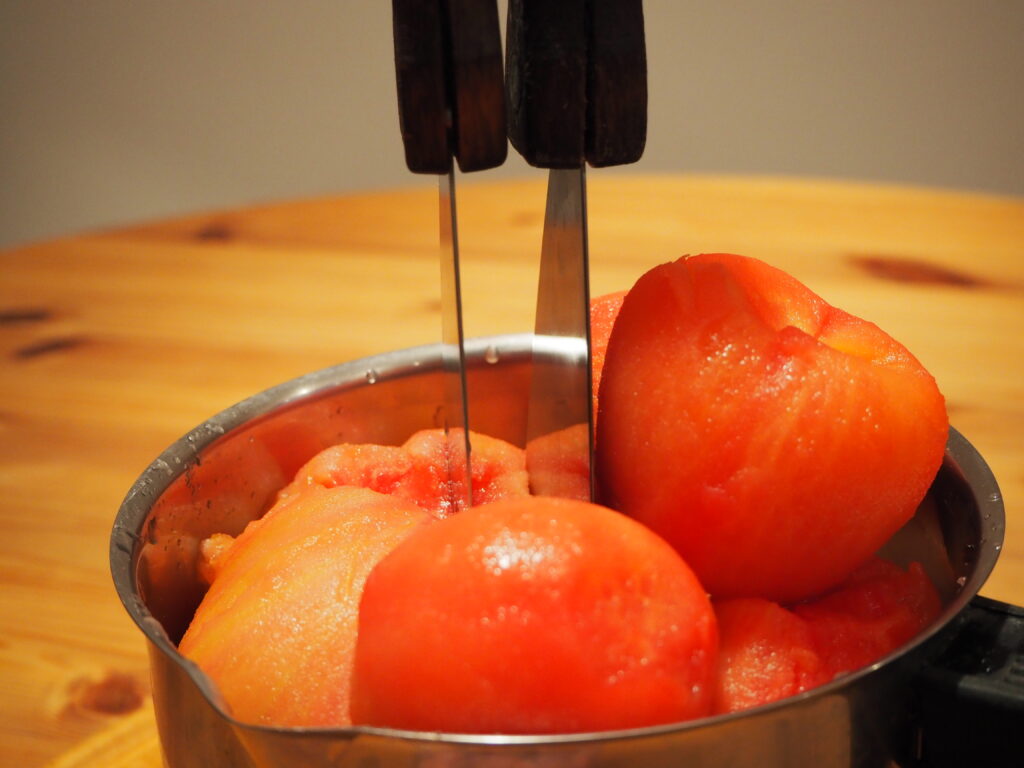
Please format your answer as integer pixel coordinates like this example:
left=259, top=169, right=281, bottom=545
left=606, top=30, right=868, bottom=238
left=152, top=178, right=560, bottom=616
left=713, top=557, right=941, bottom=714
left=526, top=422, right=591, bottom=501
left=596, top=253, right=948, bottom=602
left=793, top=556, right=943, bottom=676
left=282, top=428, right=529, bottom=517
left=712, top=597, right=827, bottom=714
left=179, top=485, right=432, bottom=726
left=591, top=290, right=626, bottom=420
left=351, top=496, right=718, bottom=733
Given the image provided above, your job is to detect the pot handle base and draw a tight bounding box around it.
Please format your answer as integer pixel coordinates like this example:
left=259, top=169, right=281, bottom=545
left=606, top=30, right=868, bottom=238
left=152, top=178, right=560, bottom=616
left=914, top=595, right=1024, bottom=767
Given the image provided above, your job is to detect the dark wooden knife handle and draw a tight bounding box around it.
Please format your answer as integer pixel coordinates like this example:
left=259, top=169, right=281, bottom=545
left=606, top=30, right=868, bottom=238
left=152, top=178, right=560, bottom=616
left=505, top=0, right=647, bottom=169
left=392, top=0, right=507, bottom=174
left=586, top=0, right=647, bottom=167
left=505, top=0, right=587, bottom=169
left=447, top=0, right=508, bottom=172
left=393, top=0, right=450, bottom=173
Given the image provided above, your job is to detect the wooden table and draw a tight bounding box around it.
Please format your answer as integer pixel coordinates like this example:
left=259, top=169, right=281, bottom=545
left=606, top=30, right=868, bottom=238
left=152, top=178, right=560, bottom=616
left=2, top=175, right=1022, bottom=767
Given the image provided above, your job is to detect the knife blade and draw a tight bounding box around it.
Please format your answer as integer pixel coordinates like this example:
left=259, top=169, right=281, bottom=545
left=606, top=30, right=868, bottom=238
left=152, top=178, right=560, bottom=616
left=392, top=0, right=506, bottom=513
left=437, top=168, right=473, bottom=513
left=528, top=166, right=594, bottom=499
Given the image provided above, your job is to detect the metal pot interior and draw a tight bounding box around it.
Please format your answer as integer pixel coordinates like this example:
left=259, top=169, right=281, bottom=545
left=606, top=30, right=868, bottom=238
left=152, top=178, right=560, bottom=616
left=111, top=334, right=1005, bottom=767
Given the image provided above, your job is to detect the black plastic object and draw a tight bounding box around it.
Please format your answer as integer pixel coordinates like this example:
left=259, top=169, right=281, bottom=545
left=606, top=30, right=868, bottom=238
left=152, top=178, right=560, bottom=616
left=392, top=0, right=507, bottom=174
left=915, top=596, right=1024, bottom=767
left=505, top=0, right=647, bottom=169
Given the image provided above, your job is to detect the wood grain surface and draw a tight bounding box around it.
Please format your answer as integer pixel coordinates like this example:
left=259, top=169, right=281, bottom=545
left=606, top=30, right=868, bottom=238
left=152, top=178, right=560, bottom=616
left=1, top=175, right=1021, bottom=767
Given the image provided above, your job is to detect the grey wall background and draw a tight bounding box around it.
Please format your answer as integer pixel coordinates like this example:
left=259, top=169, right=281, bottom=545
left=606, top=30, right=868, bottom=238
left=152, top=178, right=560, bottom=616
left=2, top=0, right=1022, bottom=249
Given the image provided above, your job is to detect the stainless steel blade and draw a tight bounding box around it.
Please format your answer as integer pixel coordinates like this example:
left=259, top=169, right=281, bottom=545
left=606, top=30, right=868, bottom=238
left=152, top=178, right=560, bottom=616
left=439, top=169, right=473, bottom=513
left=526, top=166, right=594, bottom=500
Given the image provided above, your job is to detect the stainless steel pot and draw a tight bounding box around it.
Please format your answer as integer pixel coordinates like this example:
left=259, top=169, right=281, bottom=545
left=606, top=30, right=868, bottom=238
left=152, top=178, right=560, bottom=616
left=111, top=334, right=1013, bottom=768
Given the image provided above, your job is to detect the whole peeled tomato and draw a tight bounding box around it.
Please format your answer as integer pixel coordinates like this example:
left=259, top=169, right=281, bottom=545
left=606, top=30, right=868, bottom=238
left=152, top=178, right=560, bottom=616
left=526, top=423, right=591, bottom=501
left=713, top=556, right=941, bottom=714
left=596, top=253, right=948, bottom=602
left=280, top=428, right=529, bottom=517
left=591, top=289, right=627, bottom=419
left=712, top=597, right=827, bottom=714
left=793, top=556, right=942, bottom=677
left=350, top=496, right=718, bottom=733
left=179, top=485, right=432, bottom=726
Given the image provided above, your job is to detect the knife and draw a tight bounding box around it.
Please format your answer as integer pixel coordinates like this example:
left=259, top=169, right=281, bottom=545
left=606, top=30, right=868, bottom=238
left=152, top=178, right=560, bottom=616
left=506, top=0, right=647, bottom=501
left=392, top=0, right=507, bottom=513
